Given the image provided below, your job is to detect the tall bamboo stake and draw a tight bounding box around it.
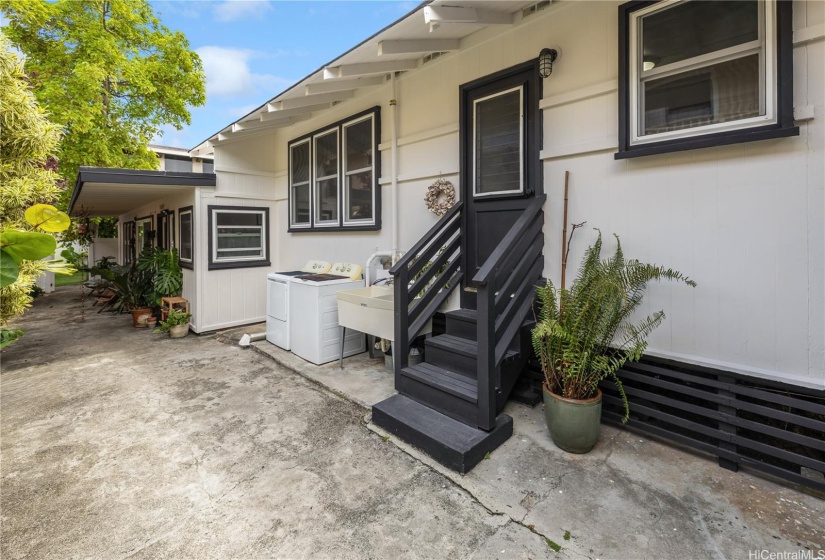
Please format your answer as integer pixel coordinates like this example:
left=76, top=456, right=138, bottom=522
left=560, top=171, right=570, bottom=291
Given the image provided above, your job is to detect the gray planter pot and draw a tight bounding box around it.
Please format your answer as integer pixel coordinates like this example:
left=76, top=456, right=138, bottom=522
left=543, top=385, right=602, bottom=454
left=169, top=324, right=190, bottom=339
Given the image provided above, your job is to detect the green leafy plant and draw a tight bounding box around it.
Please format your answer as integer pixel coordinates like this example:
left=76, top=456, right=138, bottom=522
left=60, top=245, right=88, bottom=271
left=0, top=36, right=73, bottom=348
left=532, top=230, right=696, bottom=421
left=153, top=308, right=191, bottom=333
left=137, top=247, right=183, bottom=308
left=3, top=0, right=207, bottom=206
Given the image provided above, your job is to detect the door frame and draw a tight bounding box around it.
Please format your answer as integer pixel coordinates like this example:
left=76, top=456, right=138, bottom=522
left=458, top=58, right=543, bottom=308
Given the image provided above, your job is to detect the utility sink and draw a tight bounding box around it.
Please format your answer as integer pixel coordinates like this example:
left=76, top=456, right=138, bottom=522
left=337, top=285, right=432, bottom=342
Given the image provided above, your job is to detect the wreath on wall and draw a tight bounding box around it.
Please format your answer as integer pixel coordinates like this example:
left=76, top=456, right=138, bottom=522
left=424, top=179, right=456, bottom=217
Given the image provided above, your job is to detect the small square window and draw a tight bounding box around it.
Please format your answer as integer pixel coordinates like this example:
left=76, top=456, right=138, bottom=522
left=617, top=0, right=797, bottom=159
left=208, top=206, right=270, bottom=270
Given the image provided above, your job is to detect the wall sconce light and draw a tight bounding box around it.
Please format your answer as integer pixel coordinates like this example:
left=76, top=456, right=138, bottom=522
left=539, top=48, right=559, bottom=78
left=643, top=56, right=659, bottom=72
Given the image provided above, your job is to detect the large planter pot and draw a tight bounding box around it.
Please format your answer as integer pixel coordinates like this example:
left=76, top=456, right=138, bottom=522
left=169, top=324, right=190, bottom=338
left=543, top=384, right=602, bottom=454
left=130, top=307, right=153, bottom=328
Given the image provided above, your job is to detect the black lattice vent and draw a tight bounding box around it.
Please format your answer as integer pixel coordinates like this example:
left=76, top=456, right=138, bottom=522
left=600, top=356, right=825, bottom=494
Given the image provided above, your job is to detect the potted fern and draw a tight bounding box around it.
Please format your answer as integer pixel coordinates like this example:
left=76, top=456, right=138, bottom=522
left=532, top=231, right=695, bottom=453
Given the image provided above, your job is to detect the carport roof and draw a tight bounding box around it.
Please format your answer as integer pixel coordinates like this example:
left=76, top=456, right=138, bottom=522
left=69, top=167, right=216, bottom=217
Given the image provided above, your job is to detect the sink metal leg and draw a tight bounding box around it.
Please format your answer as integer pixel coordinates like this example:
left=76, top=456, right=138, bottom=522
left=340, top=327, right=346, bottom=369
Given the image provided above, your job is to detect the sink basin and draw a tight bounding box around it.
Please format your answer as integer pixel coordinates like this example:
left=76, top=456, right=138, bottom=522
left=337, top=285, right=431, bottom=341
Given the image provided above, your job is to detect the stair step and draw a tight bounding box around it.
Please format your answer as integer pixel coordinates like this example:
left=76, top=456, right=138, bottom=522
left=401, top=363, right=477, bottom=403
left=444, top=309, right=477, bottom=340
left=372, top=394, right=513, bottom=473
left=445, top=309, right=478, bottom=322
left=426, top=334, right=519, bottom=368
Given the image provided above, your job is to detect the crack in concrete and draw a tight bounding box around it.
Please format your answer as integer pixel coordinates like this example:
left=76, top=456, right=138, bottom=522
left=690, top=495, right=728, bottom=560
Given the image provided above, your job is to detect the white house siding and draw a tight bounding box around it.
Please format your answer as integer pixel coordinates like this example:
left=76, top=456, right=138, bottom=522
left=193, top=141, right=279, bottom=333
left=211, top=1, right=824, bottom=389
left=116, top=190, right=199, bottom=328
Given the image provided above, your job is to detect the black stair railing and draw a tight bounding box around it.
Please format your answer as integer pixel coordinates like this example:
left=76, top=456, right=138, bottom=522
left=472, top=195, right=546, bottom=430
left=390, top=201, right=464, bottom=385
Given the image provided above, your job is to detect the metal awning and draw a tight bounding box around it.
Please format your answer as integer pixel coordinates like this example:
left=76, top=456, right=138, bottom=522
left=69, top=167, right=216, bottom=217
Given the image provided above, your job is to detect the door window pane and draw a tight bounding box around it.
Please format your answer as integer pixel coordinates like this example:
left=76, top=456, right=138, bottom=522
left=475, top=89, right=522, bottom=196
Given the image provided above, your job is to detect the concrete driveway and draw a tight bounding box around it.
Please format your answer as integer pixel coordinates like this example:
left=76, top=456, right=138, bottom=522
left=2, top=288, right=823, bottom=559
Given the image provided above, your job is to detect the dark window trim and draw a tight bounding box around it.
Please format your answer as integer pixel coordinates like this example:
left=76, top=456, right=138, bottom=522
left=287, top=106, right=381, bottom=233
left=156, top=210, right=176, bottom=251
left=122, top=220, right=136, bottom=264
left=616, top=0, right=798, bottom=160
left=178, top=205, right=194, bottom=270
left=207, top=205, right=271, bottom=270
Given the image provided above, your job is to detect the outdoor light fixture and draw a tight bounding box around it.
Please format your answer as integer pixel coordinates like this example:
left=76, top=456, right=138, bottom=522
left=643, top=56, right=659, bottom=72
left=539, top=48, right=559, bottom=78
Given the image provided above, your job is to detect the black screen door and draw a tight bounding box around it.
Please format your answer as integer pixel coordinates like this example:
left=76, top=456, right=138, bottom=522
left=460, top=60, right=542, bottom=308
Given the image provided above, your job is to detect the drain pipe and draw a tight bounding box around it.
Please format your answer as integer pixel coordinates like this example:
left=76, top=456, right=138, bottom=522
left=239, top=332, right=265, bottom=347
left=390, top=72, right=400, bottom=264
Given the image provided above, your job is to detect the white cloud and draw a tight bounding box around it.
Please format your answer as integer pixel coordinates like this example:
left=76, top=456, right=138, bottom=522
left=213, top=0, right=273, bottom=23
left=196, top=46, right=292, bottom=99
left=196, top=46, right=255, bottom=97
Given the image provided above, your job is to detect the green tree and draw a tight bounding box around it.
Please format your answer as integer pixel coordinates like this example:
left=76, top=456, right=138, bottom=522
left=2, top=0, right=206, bottom=204
left=1, top=34, right=74, bottom=348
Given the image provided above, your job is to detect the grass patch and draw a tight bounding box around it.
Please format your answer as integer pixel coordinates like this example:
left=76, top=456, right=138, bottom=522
left=546, top=538, right=561, bottom=552
left=55, top=271, right=87, bottom=287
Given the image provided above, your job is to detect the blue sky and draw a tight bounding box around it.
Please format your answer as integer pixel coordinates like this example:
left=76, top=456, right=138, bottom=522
left=151, top=0, right=416, bottom=149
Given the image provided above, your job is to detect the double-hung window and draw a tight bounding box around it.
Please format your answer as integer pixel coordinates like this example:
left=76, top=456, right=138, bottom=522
left=208, top=206, right=270, bottom=270
left=178, top=206, right=193, bottom=268
left=288, top=107, right=380, bottom=231
left=617, top=0, right=796, bottom=158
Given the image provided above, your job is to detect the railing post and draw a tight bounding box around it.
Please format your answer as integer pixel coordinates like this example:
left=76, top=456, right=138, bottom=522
left=476, top=270, right=497, bottom=431
left=394, top=265, right=410, bottom=387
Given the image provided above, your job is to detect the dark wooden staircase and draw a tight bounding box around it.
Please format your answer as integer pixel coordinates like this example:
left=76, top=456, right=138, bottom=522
left=398, top=311, right=534, bottom=427
left=372, top=196, right=546, bottom=473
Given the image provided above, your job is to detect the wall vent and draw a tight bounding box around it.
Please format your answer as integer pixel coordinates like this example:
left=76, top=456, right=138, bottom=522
left=423, top=51, right=448, bottom=64
left=522, top=1, right=551, bottom=18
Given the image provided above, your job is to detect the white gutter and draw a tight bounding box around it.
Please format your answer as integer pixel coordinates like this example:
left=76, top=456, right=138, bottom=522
left=390, top=72, right=400, bottom=263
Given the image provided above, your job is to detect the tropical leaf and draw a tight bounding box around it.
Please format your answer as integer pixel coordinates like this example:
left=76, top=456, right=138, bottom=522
left=1, top=230, right=57, bottom=262
left=24, top=203, right=71, bottom=232
left=0, top=249, right=20, bottom=287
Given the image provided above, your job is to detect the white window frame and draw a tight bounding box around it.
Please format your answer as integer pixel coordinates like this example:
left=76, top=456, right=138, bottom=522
left=628, top=0, right=777, bottom=146
left=210, top=208, right=268, bottom=264
left=473, top=85, right=524, bottom=198
left=178, top=208, right=194, bottom=265
left=289, top=139, right=312, bottom=229
left=312, top=129, right=340, bottom=226
left=342, top=114, right=376, bottom=226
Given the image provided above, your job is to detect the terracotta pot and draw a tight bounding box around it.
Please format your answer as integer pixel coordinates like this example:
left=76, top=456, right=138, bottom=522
left=169, top=324, right=189, bottom=338
left=542, top=384, right=602, bottom=454
left=130, top=307, right=153, bottom=328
